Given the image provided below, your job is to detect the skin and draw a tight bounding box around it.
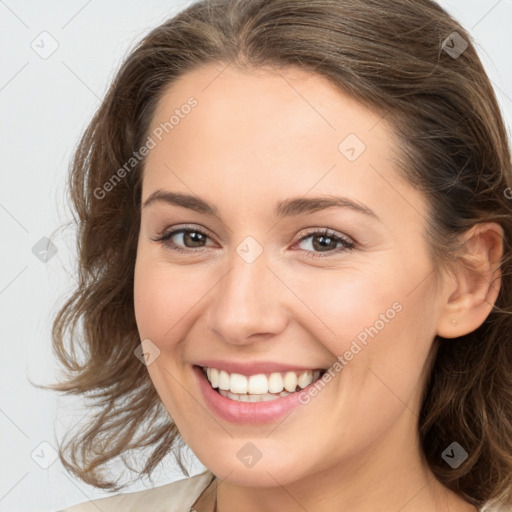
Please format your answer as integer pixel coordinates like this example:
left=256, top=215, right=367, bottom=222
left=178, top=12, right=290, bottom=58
left=133, top=63, right=503, bottom=511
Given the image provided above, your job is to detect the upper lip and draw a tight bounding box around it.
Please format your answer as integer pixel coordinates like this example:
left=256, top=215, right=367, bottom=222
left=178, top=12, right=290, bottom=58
left=195, top=360, right=328, bottom=376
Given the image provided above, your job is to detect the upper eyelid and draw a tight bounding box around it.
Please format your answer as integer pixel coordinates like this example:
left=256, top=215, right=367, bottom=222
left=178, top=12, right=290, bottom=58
left=159, top=224, right=214, bottom=241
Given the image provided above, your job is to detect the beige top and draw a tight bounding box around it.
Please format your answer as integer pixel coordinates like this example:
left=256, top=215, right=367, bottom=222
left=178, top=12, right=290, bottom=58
left=58, top=470, right=215, bottom=512
left=58, top=470, right=504, bottom=512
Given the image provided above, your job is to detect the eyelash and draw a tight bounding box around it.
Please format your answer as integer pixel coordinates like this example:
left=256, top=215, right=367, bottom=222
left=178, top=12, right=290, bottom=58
left=151, top=224, right=355, bottom=258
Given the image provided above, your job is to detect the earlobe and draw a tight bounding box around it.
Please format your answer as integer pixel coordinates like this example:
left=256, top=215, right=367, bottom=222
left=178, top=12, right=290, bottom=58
left=436, top=222, right=504, bottom=339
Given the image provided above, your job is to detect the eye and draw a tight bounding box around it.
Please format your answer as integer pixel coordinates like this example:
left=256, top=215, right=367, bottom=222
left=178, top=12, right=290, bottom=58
left=152, top=225, right=355, bottom=258
left=294, top=228, right=355, bottom=258
left=151, top=225, right=214, bottom=254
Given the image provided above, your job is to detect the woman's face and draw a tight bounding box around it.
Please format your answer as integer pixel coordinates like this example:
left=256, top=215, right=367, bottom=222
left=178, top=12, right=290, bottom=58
left=134, top=63, right=448, bottom=487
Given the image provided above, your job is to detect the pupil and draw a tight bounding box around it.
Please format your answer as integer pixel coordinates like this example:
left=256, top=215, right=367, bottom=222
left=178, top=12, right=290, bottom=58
left=186, top=231, right=204, bottom=247
left=314, top=235, right=336, bottom=251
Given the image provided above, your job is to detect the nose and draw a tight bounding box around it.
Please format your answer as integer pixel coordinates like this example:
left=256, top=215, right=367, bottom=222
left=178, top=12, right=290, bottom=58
left=207, top=246, right=289, bottom=346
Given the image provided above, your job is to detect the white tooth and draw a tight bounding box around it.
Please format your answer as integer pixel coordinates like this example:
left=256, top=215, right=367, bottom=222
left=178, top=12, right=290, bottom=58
left=210, top=368, right=219, bottom=388
left=280, top=390, right=292, bottom=397
left=267, top=372, right=284, bottom=393
left=297, top=370, right=313, bottom=389
left=219, top=389, right=287, bottom=402
left=248, top=374, right=268, bottom=394
left=230, top=373, right=248, bottom=394
left=218, top=370, right=230, bottom=390
left=283, top=371, right=298, bottom=392
left=208, top=367, right=316, bottom=395
left=227, top=391, right=240, bottom=401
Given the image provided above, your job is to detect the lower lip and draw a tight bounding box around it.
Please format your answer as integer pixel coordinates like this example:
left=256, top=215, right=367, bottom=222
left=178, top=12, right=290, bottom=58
left=193, top=365, right=321, bottom=424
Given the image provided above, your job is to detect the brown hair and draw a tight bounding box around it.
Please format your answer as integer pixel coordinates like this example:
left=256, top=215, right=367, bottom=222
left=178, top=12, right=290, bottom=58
left=45, top=0, right=512, bottom=505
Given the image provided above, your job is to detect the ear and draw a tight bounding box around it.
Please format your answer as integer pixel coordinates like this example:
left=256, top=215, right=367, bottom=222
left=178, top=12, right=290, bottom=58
left=436, top=222, right=504, bottom=339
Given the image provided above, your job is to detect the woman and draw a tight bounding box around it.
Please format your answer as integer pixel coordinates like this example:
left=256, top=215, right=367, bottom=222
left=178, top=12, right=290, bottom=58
left=51, top=0, right=512, bottom=510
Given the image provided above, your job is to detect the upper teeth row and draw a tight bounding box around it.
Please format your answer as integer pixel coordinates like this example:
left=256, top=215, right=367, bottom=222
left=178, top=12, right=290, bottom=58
left=204, top=367, right=321, bottom=394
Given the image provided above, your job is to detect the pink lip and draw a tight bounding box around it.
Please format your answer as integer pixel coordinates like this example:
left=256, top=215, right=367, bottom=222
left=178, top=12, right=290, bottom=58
left=193, top=365, right=322, bottom=424
left=194, top=359, right=326, bottom=376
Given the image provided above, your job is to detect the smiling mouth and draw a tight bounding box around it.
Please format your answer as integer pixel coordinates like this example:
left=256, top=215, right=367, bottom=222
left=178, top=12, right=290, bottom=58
left=199, top=366, right=327, bottom=403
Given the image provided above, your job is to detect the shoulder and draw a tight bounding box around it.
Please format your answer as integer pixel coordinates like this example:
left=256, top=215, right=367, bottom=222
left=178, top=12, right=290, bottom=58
left=479, top=501, right=511, bottom=512
left=58, top=470, right=214, bottom=512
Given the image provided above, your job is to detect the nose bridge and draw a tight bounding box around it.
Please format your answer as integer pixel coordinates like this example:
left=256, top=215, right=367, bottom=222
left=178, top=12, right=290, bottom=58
left=208, top=241, right=287, bottom=343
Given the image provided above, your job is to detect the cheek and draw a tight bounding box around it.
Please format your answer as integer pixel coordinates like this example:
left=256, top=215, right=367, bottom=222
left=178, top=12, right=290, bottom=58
left=133, top=251, right=200, bottom=417
left=133, top=249, right=213, bottom=350
left=290, top=258, right=435, bottom=392
left=287, top=263, right=402, bottom=353
left=134, top=250, right=183, bottom=343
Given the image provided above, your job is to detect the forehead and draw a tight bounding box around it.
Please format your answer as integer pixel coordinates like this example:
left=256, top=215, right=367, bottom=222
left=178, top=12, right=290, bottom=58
left=148, top=63, right=386, bottom=152
left=142, top=63, right=427, bottom=227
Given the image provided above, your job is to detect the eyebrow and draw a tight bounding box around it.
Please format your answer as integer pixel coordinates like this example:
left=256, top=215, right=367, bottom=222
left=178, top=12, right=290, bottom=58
left=142, top=190, right=380, bottom=221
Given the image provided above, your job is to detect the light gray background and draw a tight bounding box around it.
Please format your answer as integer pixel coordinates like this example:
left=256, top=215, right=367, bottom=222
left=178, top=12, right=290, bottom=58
left=1, top=1, right=511, bottom=511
